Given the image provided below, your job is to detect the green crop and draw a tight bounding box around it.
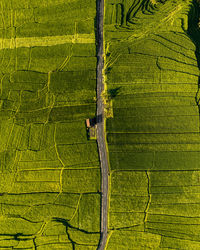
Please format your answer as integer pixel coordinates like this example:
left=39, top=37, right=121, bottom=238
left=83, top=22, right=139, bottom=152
left=0, top=0, right=100, bottom=248
left=105, top=0, right=200, bottom=248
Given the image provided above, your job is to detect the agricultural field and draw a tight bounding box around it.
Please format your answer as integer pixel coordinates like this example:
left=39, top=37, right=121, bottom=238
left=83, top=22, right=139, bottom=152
left=105, top=0, right=200, bottom=249
left=0, top=0, right=101, bottom=249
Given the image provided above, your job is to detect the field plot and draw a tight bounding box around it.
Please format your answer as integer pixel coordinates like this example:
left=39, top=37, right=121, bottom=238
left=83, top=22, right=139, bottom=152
left=0, top=0, right=100, bottom=249
left=105, top=0, right=200, bottom=248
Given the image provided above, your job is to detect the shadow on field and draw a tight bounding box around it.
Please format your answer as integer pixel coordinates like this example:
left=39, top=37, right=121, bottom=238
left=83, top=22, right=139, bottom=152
left=188, top=0, right=200, bottom=68
left=187, top=1, right=200, bottom=109
left=53, top=217, right=100, bottom=249
left=108, top=87, right=121, bottom=98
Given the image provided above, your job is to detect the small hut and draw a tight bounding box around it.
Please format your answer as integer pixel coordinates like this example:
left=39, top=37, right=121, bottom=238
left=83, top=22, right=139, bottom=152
left=86, top=118, right=97, bottom=140
left=86, top=118, right=91, bottom=128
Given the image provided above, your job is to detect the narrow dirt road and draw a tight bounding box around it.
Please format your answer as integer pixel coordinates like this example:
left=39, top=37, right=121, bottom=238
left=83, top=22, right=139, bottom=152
left=96, top=0, right=109, bottom=249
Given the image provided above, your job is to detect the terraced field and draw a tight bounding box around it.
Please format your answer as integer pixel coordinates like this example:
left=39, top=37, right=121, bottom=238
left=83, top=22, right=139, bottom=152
left=0, top=0, right=101, bottom=249
left=105, top=0, right=200, bottom=248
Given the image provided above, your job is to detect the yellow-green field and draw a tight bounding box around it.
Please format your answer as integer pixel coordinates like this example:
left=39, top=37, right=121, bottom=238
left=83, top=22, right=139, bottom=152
left=0, top=0, right=100, bottom=249
left=1, top=0, right=200, bottom=249
left=105, top=0, right=200, bottom=249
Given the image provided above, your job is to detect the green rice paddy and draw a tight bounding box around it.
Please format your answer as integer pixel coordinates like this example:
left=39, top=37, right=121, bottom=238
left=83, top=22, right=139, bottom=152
left=105, top=0, right=200, bottom=249
left=0, top=0, right=100, bottom=249
left=1, top=0, right=200, bottom=249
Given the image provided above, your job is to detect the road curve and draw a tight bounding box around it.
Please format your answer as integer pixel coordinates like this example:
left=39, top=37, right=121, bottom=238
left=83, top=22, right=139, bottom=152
left=96, top=0, right=109, bottom=249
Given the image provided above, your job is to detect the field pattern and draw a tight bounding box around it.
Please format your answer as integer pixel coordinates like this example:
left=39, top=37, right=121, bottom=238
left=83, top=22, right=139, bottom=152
left=0, top=0, right=101, bottom=249
left=105, top=0, right=200, bottom=248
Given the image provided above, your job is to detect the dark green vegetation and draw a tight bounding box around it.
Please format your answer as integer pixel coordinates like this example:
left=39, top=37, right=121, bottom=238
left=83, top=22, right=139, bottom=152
left=105, top=0, right=200, bottom=248
left=0, top=0, right=101, bottom=249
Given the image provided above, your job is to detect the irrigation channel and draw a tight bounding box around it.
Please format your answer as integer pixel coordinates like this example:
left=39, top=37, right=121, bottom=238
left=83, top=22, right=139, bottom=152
left=96, top=0, right=109, bottom=249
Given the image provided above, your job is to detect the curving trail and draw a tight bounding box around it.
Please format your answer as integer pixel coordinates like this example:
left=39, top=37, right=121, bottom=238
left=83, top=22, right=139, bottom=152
left=96, top=0, right=109, bottom=249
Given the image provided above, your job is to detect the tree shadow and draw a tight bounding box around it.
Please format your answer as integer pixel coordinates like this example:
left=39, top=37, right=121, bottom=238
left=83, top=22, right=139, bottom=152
left=53, top=217, right=99, bottom=234
left=187, top=0, right=200, bottom=69
left=107, top=87, right=121, bottom=99
left=187, top=1, right=200, bottom=113
left=53, top=217, right=99, bottom=250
